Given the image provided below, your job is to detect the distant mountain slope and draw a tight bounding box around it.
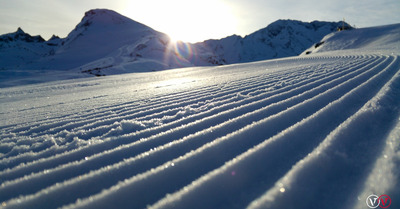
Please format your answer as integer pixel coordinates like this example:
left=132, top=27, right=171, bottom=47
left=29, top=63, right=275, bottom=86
left=54, top=9, right=160, bottom=67
left=196, top=20, right=351, bottom=64
left=0, top=28, right=51, bottom=69
left=302, top=23, right=400, bottom=55
left=32, top=9, right=181, bottom=73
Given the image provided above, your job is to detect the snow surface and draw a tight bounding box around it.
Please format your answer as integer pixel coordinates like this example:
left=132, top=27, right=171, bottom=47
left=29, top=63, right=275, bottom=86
left=302, top=23, right=400, bottom=55
left=0, top=24, right=400, bottom=209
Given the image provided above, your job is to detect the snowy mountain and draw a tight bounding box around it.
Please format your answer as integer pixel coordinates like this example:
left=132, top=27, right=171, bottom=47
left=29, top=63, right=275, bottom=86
left=1, top=23, right=399, bottom=209
left=25, top=9, right=186, bottom=74
left=0, top=27, right=51, bottom=69
left=196, top=20, right=351, bottom=64
left=0, top=9, right=191, bottom=78
left=0, top=9, right=350, bottom=85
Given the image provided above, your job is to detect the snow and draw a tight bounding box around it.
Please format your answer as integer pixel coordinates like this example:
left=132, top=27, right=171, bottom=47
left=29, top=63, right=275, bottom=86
left=302, top=23, right=400, bottom=55
left=0, top=22, right=400, bottom=209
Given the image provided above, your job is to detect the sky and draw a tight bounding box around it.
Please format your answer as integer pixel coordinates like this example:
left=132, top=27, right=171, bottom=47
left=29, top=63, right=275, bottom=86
left=0, top=0, right=399, bottom=43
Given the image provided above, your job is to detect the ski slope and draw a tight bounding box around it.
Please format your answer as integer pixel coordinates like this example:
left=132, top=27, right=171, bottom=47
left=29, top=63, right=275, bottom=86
left=0, top=24, right=400, bottom=209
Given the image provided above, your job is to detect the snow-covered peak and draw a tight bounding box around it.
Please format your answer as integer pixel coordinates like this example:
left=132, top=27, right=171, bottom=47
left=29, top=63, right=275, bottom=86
left=62, top=9, right=158, bottom=47
left=0, top=27, right=45, bottom=43
left=195, top=19, right=352, bottom=64
left=16, top=27, right=25, bottom=34
left=48, top=35, right=60, bottom=41
left=76, top=9, right=150, bottom=31
left=49, top=9, right=168, bottom=70
left=46, top=35, right=62, bottom=46
left=249, top=19, right=350, bottom=38
left=240, top=20, right=351, bottom=60
left=0, top=28, right=54, bottom=71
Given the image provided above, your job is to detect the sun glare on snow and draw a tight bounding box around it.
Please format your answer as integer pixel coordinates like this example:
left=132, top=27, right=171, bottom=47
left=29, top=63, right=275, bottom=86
left=123, top=0, right=237, bottom=43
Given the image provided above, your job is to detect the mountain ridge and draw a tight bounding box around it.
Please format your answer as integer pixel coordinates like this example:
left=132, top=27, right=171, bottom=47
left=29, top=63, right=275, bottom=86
left=196, top=19, right=351, bottom=64
left=0, top=9, right=351, bottom=80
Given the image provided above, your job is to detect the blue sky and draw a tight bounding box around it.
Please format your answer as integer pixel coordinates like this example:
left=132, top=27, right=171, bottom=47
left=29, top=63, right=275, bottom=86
left=0, top=0, right=399, bottom=42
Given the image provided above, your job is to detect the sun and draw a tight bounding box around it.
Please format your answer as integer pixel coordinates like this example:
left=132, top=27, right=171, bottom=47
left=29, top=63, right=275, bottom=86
left=122, top=0, right=238, bottom=43
left=167, top=32, right=185, bottom=44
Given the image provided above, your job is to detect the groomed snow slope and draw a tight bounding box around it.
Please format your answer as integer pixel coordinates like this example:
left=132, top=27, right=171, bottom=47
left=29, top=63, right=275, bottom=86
left=0, top=24, right=400, bottom=209
left=302, top=23, right=400, bottom=55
